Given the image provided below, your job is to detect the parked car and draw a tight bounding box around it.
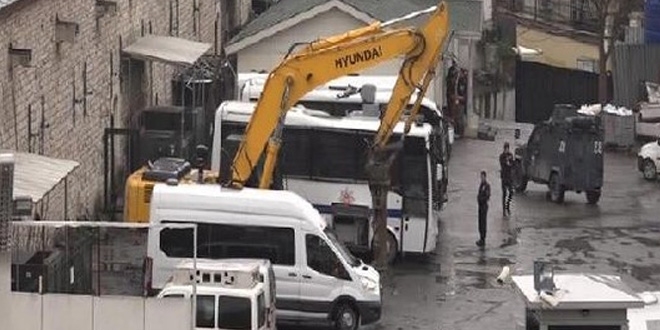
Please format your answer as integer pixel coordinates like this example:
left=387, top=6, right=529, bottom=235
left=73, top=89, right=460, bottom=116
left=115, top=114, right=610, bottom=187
left=512, top=105, right=604, bottom=204
left=638, top=139, right=660, bottom=180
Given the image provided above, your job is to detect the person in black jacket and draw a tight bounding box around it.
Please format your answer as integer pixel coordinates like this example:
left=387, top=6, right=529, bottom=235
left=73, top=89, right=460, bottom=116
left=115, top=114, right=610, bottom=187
left=499, top=142, right=514, bottom=216
left=476, top=170, right=491, bottom=247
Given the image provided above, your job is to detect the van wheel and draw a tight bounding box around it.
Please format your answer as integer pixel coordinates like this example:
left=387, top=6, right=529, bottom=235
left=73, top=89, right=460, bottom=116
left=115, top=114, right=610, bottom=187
left=586, top=190, right=601, bottom=204
left=334, top=303, right=359, bottom=330
left=643, top=159, right=657, bottom=180
left=548, top=173, right=565, bottom=204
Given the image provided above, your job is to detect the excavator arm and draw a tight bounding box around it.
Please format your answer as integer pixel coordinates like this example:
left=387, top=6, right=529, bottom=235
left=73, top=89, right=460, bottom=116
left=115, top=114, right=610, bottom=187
left=228, top=1, right=450, bottom=189
left=373, top=5, right=450, bottom=148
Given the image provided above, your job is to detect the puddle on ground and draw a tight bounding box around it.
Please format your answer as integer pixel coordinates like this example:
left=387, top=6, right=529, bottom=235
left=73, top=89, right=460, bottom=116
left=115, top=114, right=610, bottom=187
left=555, top=236, right=595, bottom=253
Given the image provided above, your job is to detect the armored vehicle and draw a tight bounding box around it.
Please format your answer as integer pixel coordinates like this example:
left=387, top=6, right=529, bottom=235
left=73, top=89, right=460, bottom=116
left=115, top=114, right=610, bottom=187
left=512, top=105, right=604, bottom=204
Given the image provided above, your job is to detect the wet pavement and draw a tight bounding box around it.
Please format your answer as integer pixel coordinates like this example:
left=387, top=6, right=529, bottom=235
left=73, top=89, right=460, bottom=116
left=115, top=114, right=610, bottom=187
left=90, top=120, right=660, bottom=330
left=371, top=120, right=660, bottom=330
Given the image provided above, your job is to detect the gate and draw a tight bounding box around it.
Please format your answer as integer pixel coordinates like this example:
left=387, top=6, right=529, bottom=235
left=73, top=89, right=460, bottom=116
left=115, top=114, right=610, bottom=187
left=515, top=60, right=612, bottom=123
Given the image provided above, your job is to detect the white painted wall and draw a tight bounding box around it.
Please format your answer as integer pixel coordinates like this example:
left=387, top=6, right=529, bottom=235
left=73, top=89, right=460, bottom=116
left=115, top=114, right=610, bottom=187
left=237, top=8, right=403, bottom=74
left=483, top=0, right=493, bottom=23
left=236, top=8, right=443, bottom=104
left=9, top=293, right=191, bottom=330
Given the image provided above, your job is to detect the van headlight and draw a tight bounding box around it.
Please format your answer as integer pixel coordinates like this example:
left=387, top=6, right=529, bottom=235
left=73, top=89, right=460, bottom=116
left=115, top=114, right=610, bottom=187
left=360, top=276, right=378, bottom=292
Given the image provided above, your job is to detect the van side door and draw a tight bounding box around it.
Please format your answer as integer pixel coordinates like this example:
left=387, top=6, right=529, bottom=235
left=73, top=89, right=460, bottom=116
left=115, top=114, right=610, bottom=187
left=299, top=230, right=351, bottom=319
left=253, top=225, right=300, bottom=321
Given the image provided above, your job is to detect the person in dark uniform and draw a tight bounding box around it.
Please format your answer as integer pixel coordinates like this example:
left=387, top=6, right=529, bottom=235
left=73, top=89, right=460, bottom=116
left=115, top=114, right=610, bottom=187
left=476, top=170, right=490, bottom=247
left=499, top=142, right=514, bottom=216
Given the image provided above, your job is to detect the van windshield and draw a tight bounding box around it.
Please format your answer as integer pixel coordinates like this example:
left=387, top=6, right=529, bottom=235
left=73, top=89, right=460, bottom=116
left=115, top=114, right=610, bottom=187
left=324, top=228, right=360, bottom=267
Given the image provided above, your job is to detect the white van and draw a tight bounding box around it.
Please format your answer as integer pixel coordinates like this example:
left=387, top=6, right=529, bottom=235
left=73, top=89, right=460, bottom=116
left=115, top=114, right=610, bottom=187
left=158, top=262, right=271, bottom=330
left=147, top=183, right=382, bottom=330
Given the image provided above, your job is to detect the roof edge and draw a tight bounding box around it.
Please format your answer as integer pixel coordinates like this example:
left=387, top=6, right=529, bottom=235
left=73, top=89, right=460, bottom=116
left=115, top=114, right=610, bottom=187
left=226, top=0, right=374, bottom=55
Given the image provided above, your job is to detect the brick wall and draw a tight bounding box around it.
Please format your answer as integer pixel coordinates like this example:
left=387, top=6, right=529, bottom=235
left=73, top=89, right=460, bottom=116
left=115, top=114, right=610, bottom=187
left=0, top=0, right=232, bottom=220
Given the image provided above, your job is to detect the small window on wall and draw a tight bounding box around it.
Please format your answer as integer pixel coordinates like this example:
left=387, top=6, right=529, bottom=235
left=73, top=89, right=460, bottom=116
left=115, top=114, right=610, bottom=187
left=196, top=295, right=215, bottom=328
left=218, top=296, right=251, bottom=329
left=576, top=57, right=597, bottom=73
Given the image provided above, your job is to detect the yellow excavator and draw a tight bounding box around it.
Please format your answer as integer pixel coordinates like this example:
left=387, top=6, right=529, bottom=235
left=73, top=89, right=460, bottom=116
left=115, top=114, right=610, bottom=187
left=125, top=1, right=450, bottom=265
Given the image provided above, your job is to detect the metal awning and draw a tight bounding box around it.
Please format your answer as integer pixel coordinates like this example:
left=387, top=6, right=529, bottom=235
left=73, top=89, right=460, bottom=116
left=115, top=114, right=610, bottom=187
left=122, top=35, right=212, bottom=66
left=1, top=151, right=80, bottom=203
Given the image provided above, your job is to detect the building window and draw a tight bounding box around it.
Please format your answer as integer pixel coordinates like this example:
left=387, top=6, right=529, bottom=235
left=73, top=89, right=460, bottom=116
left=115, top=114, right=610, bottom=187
left=576, top=57, right=597, bottom=73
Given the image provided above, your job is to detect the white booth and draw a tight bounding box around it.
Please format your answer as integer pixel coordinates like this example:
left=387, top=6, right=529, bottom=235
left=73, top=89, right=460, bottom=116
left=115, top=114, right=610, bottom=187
left=512, top=269, right=645, bottom=330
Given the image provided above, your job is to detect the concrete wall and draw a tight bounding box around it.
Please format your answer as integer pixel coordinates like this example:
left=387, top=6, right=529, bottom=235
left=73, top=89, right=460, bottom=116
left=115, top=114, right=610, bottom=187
left=517, top=26, right=608, bottom=72
left=476, top=89, right=515, bottom=121
left=235, top=8, right=444, bottom=104
left=8, top=293, right=191, bottom=330
left=0, top=0, right=223, bottom=220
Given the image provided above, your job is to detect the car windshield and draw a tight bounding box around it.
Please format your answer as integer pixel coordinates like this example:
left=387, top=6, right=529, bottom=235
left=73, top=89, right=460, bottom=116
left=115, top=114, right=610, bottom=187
left=323, top=228, right=361, bottom=267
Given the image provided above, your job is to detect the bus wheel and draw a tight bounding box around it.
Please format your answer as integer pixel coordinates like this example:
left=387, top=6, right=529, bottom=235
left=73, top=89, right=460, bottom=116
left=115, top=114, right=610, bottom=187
left=371, top=233, right=398, bottom=265
left=386, top=233, right=399, bottom=264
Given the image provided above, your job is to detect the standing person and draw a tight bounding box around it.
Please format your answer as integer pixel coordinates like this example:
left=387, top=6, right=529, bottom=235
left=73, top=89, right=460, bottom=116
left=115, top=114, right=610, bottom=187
left=446, top=60, right=459, bottom=132
left=499, top=142, right=514, bottom=216
left=476, top=170, right=490, bottom=247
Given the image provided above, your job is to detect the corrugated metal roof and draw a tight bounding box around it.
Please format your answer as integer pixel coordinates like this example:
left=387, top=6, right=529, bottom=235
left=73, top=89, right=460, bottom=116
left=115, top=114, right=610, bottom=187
left=0, top=0, right=21, bottom=11
left=0, top=151, right=80, bottom=203
left=228, top=0, right=482, bottom=47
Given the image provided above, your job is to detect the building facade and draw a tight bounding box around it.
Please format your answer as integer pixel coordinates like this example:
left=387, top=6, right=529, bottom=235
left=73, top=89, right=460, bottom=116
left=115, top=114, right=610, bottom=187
left=0, top=0, right=249, bottom=220
left=226, top=0, right=485, bottom=114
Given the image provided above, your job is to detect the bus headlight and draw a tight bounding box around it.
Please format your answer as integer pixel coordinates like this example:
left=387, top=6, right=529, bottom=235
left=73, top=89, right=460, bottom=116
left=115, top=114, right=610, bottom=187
left=360, top=276, right=378, bottom=292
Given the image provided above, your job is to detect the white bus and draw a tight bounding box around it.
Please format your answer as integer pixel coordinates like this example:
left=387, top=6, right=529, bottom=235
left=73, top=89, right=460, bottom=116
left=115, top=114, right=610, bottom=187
left=212, top=101, right=446, bottom=263
left=238, top=73, right=455, bottom=149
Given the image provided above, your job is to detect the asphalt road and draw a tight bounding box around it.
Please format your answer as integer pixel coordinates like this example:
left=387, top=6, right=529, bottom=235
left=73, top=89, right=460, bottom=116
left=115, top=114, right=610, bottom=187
left=92, top=120, right=660, bottom=330
left=371, top=120, right=660, bottom=330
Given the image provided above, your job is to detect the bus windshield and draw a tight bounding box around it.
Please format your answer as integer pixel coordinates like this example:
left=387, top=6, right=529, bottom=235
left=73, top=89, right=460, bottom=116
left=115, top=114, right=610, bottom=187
left=323, top=228, right=361, bottom=267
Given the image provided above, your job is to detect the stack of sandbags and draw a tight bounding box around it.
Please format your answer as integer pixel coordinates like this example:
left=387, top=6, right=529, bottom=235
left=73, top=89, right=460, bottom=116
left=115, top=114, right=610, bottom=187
left=577, top=103, right=634, bottom=148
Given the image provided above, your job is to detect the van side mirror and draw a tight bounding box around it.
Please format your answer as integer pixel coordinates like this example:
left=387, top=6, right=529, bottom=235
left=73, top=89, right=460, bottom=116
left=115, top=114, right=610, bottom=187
left=657, top=138, right=660, bottom=146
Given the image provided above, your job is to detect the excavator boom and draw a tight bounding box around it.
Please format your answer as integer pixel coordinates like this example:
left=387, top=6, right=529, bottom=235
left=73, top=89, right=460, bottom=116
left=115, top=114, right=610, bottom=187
left=229, top=1, right=450, bottom=189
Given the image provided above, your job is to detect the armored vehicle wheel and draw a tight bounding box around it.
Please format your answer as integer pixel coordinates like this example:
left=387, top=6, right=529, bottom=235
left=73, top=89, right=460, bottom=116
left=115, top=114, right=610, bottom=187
left=643, top=159, right=657, bottom=181
left=586, top=190, right=601, bottom=204
left=548, top=173, right=565, bottom=204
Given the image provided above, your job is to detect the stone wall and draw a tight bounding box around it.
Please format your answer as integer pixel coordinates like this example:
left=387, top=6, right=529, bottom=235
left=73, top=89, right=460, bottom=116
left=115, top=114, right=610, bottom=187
left=0, top=0, right=236, bottom=220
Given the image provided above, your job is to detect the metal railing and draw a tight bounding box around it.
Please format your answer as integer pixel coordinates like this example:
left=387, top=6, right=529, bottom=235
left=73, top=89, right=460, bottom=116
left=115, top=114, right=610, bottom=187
left=496, top=0, right=600, bottom=34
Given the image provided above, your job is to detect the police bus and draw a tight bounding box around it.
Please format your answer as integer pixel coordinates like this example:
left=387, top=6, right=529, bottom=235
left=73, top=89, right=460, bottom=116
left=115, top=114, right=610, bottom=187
left=211, top=101, right=447, bottom=263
